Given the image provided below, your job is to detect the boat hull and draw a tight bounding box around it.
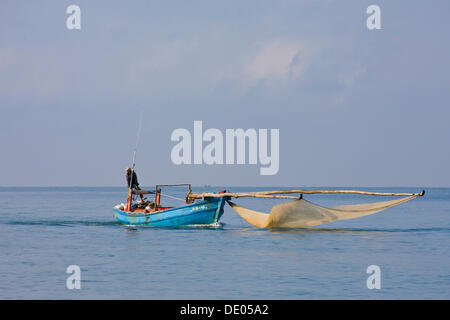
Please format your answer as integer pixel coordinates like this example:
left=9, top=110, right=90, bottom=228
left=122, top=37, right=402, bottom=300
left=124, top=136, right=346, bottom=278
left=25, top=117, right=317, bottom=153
left=113, top=197, right=227, bottom=227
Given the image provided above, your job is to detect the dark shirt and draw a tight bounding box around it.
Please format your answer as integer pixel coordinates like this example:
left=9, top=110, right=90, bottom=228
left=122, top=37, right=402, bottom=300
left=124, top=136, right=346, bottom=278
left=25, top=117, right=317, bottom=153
left=126, top=171, right=139, bottom=189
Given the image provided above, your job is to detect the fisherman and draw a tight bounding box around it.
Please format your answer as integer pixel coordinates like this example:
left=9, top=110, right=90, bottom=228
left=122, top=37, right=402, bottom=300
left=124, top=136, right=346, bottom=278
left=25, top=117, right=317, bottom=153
left=125, top=167, right=144, bottom=202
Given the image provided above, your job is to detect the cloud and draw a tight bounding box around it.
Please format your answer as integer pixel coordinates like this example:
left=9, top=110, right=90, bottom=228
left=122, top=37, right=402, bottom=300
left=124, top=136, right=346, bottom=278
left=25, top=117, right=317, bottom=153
left=243, top=39, right=313, bottom=87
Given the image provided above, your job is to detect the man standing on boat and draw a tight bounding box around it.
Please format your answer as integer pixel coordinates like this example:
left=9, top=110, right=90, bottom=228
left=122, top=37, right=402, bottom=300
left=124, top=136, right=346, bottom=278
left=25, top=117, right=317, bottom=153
left=125, top=167, right=144, bottom=202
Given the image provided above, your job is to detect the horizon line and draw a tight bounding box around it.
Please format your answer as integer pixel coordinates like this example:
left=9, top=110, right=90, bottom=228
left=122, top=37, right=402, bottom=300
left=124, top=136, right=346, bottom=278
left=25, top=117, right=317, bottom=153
left=0, top=185, right=442, bottom=188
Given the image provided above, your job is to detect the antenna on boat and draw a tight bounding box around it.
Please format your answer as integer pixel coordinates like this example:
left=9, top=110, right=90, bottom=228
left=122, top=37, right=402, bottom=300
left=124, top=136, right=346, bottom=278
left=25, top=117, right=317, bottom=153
left=129, top=110, right=144, bottom=186
left=126, top=111, right=144, bottom=210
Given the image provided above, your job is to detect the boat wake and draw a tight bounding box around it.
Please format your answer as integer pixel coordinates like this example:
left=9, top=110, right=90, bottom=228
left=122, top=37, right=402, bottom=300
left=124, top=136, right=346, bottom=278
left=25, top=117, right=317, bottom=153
left=186, top=222, right=224, bottom=228
left=4, top=220, right=120, bottom=227
left=121, top=222, right=225, bottom=229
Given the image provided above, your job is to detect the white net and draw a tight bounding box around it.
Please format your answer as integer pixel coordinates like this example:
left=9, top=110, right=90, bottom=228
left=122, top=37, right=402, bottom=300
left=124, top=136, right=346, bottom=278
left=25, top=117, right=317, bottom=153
left=228, top=195, right=417, bottom=228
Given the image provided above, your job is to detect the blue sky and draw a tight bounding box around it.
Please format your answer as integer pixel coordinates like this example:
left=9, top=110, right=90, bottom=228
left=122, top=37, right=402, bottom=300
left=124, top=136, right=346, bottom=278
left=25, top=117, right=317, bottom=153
left=1, top=0, right=449, bottom=187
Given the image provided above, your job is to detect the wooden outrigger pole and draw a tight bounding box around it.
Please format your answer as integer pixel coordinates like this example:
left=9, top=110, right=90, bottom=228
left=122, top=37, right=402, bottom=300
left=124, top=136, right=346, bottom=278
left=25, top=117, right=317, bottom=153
left=188, top=189, right=425, bottom=200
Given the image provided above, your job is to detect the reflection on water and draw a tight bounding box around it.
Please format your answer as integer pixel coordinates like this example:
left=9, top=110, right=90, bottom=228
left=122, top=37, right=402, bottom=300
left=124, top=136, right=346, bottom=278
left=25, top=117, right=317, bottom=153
left=270, top=227, right=385, bottom=235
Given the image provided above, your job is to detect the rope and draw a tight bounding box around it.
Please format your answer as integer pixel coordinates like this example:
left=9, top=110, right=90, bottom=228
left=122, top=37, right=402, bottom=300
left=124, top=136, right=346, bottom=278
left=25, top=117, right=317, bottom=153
left=159, top=192, right=186, bottom=202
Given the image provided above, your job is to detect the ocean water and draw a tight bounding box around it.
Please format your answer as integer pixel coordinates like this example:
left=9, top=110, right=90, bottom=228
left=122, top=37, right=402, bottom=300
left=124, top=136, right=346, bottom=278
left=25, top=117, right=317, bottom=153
left=0, top=186, right=448, bottom=299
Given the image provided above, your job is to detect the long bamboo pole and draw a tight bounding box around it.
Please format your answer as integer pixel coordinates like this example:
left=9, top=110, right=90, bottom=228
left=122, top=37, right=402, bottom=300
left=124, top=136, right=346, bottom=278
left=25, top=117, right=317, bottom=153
left=188, top=189, right=425, bottom=200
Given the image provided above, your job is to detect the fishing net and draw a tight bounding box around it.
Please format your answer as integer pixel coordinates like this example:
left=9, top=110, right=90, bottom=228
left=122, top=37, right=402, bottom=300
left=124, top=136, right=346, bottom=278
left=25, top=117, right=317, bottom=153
left=228, top=195, right=417, bottom=228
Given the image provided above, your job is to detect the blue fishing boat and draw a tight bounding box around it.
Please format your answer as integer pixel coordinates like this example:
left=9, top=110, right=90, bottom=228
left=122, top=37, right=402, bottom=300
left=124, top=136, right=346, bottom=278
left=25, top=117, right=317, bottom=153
left=113, top=184, right=228, bottom=227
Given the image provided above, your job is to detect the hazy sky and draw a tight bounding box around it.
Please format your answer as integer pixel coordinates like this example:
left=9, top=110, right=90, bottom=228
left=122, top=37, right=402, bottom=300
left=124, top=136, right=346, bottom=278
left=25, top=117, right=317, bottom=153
left=1, top=0, right=449, bottom=187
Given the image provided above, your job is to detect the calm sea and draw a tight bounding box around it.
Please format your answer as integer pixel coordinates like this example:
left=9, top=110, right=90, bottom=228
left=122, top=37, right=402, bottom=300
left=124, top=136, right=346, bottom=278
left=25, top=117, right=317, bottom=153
left=0, top=186, right=448, bottom=299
